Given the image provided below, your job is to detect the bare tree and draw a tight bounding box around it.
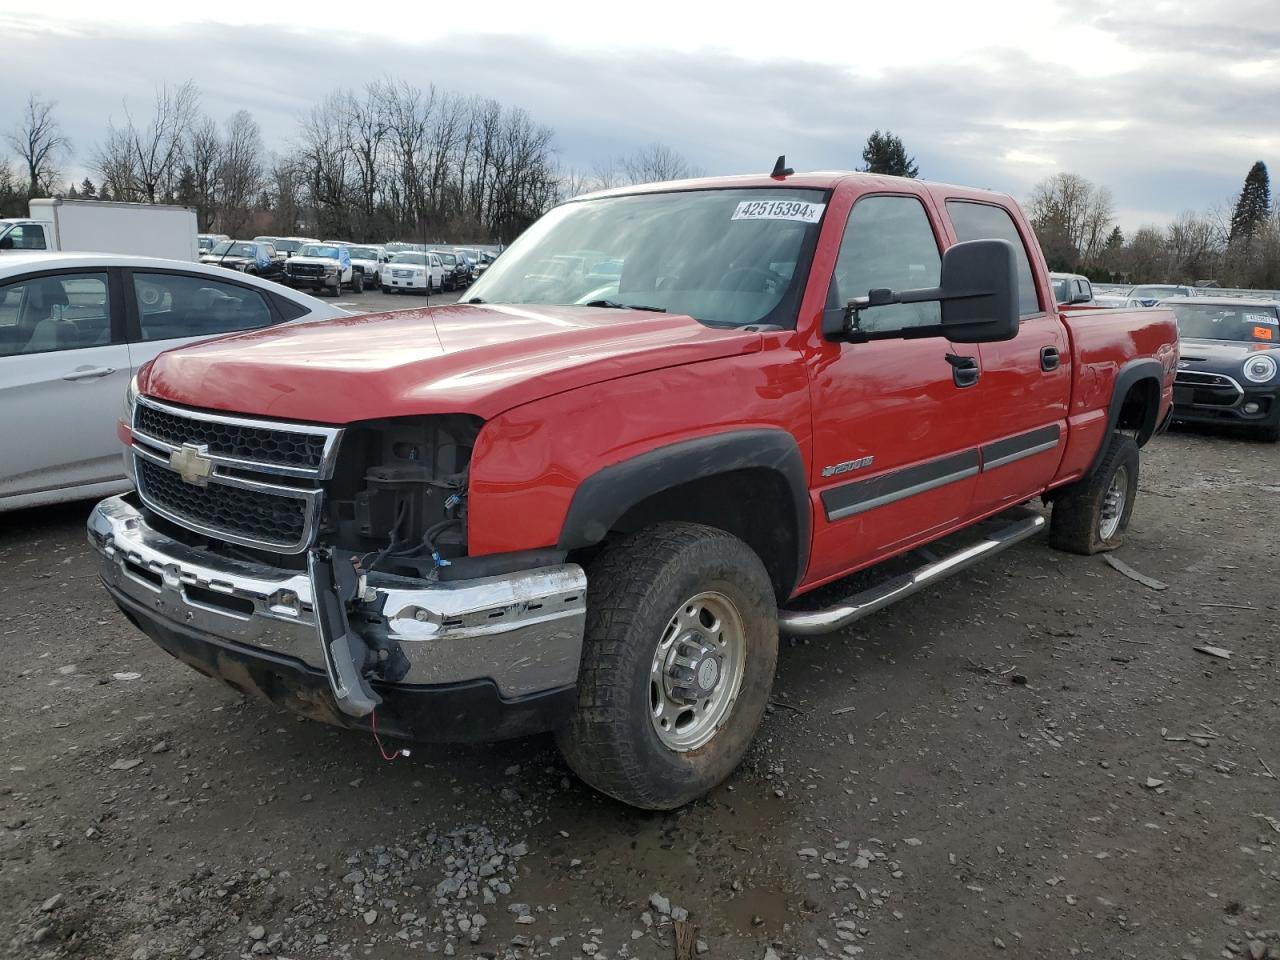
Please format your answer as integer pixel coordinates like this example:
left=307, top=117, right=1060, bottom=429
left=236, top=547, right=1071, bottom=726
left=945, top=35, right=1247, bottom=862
left=1027, top=173, right=1115, bottom=270
left=186, top=115, right=222, bottom=229
left=6, top=93, right=70, bottom=198
left=619, top=143, right=701, bottom=185
left=218, top=110, right=264, bottom=235
left=96, top=81, right=200, bottom=202
left=1165, top=211, right=1220, bottom=281
left=295, top=93, right=355, bottom=237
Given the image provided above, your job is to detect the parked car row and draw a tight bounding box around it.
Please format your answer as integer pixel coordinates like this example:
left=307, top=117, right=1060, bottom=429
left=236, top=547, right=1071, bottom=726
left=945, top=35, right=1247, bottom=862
left=193, top=236, right=502, bottom=297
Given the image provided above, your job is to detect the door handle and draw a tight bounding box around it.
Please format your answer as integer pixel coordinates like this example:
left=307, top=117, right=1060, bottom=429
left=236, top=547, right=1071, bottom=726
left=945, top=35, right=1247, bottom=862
left=1040, top=346, right=1061, bottom=371
left=945, top=353, right=980, bottom=389
left=62, top=366, right=116, bottom=382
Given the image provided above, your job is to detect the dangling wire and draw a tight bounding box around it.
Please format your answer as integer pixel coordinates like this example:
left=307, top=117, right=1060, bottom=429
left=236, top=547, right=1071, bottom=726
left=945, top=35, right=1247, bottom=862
left=370, top=709, right=410, bottom=761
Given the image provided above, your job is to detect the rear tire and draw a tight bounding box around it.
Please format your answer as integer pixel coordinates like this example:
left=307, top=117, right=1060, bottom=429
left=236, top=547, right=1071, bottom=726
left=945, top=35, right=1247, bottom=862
left=557, top=522, right=778, bottom=810
left=1049, top=432, right=1139, bottom=555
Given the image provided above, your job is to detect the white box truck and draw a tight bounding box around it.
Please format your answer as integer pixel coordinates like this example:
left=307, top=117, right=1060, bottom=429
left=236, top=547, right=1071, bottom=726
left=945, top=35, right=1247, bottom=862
left=0, top=198, right=199, bottom=261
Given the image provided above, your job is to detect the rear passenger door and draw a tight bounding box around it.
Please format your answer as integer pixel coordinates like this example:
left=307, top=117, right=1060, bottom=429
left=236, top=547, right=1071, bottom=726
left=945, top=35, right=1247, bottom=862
left=943, top=200, right=1071, bottom=514
left=124, top=270, right=280, bottom=373
left=0, top=269, right=131, bottom=499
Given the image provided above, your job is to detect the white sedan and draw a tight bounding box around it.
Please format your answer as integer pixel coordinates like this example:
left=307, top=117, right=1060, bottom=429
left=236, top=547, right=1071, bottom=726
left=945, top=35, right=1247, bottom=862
left=0, top=252, right=348, bottom=512
left=380, top=252, right=445, bottom=294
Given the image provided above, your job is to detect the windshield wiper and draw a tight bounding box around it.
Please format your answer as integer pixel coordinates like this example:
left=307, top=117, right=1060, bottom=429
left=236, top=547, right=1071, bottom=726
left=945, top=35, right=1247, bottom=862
left=465, top=297, right=486, bottom=304
left=583, top=299, right=667, bottom=313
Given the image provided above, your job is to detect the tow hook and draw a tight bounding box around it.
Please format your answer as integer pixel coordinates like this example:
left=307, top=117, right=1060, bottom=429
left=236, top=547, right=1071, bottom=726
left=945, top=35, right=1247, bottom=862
left=307, top=547, right=382, bottom=718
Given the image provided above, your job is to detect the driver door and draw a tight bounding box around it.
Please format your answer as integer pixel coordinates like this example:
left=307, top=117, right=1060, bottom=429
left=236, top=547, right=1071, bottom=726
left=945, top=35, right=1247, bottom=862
left=806, top=191, right=984, bottom=584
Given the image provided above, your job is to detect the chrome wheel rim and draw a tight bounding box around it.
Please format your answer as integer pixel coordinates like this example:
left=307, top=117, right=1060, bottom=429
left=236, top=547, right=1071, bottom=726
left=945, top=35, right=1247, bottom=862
left=1099, top=466, right=1128, bottom=540
left=648, top=591, right=747, bottom=752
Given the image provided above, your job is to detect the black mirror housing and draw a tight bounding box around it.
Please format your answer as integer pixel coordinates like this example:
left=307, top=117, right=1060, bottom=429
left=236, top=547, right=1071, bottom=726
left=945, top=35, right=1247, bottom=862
left=826, top=238, right=1020, bottom=345
left=936, top=238, right=1020, bottom=343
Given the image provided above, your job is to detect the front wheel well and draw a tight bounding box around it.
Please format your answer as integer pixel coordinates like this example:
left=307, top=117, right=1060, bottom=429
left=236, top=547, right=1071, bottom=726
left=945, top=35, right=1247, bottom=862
left=581, top=468, right=800, bottom=601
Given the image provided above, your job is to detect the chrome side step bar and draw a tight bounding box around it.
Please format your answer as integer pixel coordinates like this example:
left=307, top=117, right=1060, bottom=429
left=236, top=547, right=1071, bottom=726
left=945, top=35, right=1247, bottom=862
left=779, top=509, right=1046, bottom=636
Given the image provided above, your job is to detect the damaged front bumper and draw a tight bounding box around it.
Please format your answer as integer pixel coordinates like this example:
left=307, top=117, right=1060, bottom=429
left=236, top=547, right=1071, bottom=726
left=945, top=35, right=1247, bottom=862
left=88, top=494, right=587, bottom=741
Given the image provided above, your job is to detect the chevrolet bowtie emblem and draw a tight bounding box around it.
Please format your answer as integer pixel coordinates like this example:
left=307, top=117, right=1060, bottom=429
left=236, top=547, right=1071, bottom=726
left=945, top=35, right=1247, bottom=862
left=169, top=443, right=214, bottom=486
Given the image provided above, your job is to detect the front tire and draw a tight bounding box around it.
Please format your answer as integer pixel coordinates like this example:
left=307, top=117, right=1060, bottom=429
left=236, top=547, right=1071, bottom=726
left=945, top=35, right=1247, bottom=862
left=353, top=271, right=365, bottom=294
left=1049, top=432, right=1139, bottom=554
left=557, top=522, right=778, bottom=810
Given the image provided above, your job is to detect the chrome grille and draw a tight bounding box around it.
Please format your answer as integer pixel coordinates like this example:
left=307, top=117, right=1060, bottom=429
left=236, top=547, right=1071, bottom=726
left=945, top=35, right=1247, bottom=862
left=130, top=398, right=342, bottom=554
left=136, top=459, right=307, bottom=549
left=135, top=401, right=328, bottom=471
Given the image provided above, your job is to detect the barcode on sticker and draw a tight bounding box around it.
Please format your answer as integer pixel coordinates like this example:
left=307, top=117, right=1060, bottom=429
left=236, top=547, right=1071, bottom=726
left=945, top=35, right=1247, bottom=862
left=732, top=200, right=825, bottom=223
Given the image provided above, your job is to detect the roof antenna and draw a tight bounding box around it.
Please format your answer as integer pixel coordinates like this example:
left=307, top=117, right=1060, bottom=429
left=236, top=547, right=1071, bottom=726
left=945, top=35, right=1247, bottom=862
left=770, top=155, right=794, bottom=179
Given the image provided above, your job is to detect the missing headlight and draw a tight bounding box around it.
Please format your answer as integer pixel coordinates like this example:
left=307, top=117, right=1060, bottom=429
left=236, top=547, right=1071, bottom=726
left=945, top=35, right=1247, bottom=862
left=322, top=415, right=482, bottom=575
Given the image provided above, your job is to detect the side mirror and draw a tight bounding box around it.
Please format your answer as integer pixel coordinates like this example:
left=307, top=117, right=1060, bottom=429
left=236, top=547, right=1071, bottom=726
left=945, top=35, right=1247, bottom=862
left=0, top=236, right=12, bottom=250
left=823, top=239, right=1020, bottom=345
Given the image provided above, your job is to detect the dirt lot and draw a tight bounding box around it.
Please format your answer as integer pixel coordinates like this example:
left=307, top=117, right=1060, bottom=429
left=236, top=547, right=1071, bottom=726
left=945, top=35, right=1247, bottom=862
left=1, top=427, right=1277, bottom=960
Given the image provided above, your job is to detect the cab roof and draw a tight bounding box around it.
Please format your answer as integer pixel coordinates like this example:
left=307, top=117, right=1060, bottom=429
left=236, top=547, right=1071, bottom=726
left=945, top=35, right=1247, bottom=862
left=572, top=170, right=1017, bottom=206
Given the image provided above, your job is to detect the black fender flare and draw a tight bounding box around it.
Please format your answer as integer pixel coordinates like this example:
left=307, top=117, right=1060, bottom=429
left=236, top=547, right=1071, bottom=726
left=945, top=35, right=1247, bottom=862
left=557, top=429, right=810, bottom=595
left=1086, top=357, right=1163, bottom=477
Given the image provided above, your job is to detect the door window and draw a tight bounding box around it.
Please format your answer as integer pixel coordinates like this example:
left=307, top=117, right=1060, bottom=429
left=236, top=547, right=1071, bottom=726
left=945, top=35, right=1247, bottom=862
left=945, top=201, right=1042, bottom=317
left=2, top=224, right=47, bottom=250
left=832, top=195, right=941, bottom=333
left=0, top=273, right=112, bottom=357
left=131, top=272, right=275, bottom=341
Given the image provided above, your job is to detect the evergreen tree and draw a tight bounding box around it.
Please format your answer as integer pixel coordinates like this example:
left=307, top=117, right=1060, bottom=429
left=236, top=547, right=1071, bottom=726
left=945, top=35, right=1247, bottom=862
left=79, top=177, right=97, bottom=199
left=860, top=130, right=919, bottom=178
left=66, top=183, right=79, bottom=198
left=1229, top=161, right=1270, bottom=245
left=174, top=165, right=197, bottom=206
left=1105, top=226, right=1124, bottom=252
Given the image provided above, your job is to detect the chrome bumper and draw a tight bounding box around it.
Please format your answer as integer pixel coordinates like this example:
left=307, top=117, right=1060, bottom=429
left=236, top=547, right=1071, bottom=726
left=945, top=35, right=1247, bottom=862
left=88, top=495, right=587, bottom=700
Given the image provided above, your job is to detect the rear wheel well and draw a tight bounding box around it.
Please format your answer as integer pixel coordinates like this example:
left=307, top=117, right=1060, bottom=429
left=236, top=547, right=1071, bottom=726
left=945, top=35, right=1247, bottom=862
left=579, top=469, right=799, bottom=601
left=1116, top=377, right=1160, bottom=445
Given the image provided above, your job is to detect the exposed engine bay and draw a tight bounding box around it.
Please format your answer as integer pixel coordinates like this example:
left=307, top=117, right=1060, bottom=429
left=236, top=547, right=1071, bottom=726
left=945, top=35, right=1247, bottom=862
left=321, top=415, right=481, bottom=575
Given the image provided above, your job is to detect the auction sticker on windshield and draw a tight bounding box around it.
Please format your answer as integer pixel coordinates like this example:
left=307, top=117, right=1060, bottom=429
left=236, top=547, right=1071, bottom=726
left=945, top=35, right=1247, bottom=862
left=732, top=200, right=826, bottom=223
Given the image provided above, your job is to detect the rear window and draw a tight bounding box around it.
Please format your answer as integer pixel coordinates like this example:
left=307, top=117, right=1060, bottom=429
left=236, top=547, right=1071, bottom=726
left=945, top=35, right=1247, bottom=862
left=946, top=201, right=1042, bottom=318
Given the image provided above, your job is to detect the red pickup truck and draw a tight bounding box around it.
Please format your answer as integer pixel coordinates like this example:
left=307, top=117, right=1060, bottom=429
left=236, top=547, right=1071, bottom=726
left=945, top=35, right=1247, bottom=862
left=89, top=168, right=1178, bottom=809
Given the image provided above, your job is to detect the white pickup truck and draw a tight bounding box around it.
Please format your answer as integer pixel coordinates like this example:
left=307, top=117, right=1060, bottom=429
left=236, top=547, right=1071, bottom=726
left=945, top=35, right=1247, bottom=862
left=0, top=199, right=199, bottom=261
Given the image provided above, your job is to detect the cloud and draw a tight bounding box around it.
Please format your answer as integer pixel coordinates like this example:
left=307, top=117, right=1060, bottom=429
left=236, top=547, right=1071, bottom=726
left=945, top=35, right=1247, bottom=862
left=0, top=8, right=1273, bottom=229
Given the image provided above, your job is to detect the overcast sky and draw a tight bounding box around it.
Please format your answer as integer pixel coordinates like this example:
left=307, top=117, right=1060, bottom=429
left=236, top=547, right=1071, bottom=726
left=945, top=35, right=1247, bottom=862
left=3, top=0, right=1276, bottom=230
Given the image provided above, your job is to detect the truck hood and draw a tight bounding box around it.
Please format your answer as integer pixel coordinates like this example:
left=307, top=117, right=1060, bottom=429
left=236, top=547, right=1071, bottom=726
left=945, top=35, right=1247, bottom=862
left=286, top=255, right=338, bottom=267
left=141, top=303, right=762, bottom=424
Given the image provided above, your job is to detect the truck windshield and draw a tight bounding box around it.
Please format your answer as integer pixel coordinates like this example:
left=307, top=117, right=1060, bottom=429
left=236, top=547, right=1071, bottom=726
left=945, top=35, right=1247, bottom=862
left=300, top=245, right=341, bottom=259
left=349, top=247, right=379, bottom=259
left=466, top=188, right=828, bottom=327
left=1170, top=303, right=1279, bottom=343
left=273, top=239, right=304, bottom=254
left=389, top=253, right=427, bottom=266
left=211, top=241, right=259, bottom=258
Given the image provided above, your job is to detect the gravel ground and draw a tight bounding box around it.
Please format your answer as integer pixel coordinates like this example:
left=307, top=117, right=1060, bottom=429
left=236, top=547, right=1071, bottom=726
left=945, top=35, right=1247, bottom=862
left=1, top=427, right=1277, bottom=960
